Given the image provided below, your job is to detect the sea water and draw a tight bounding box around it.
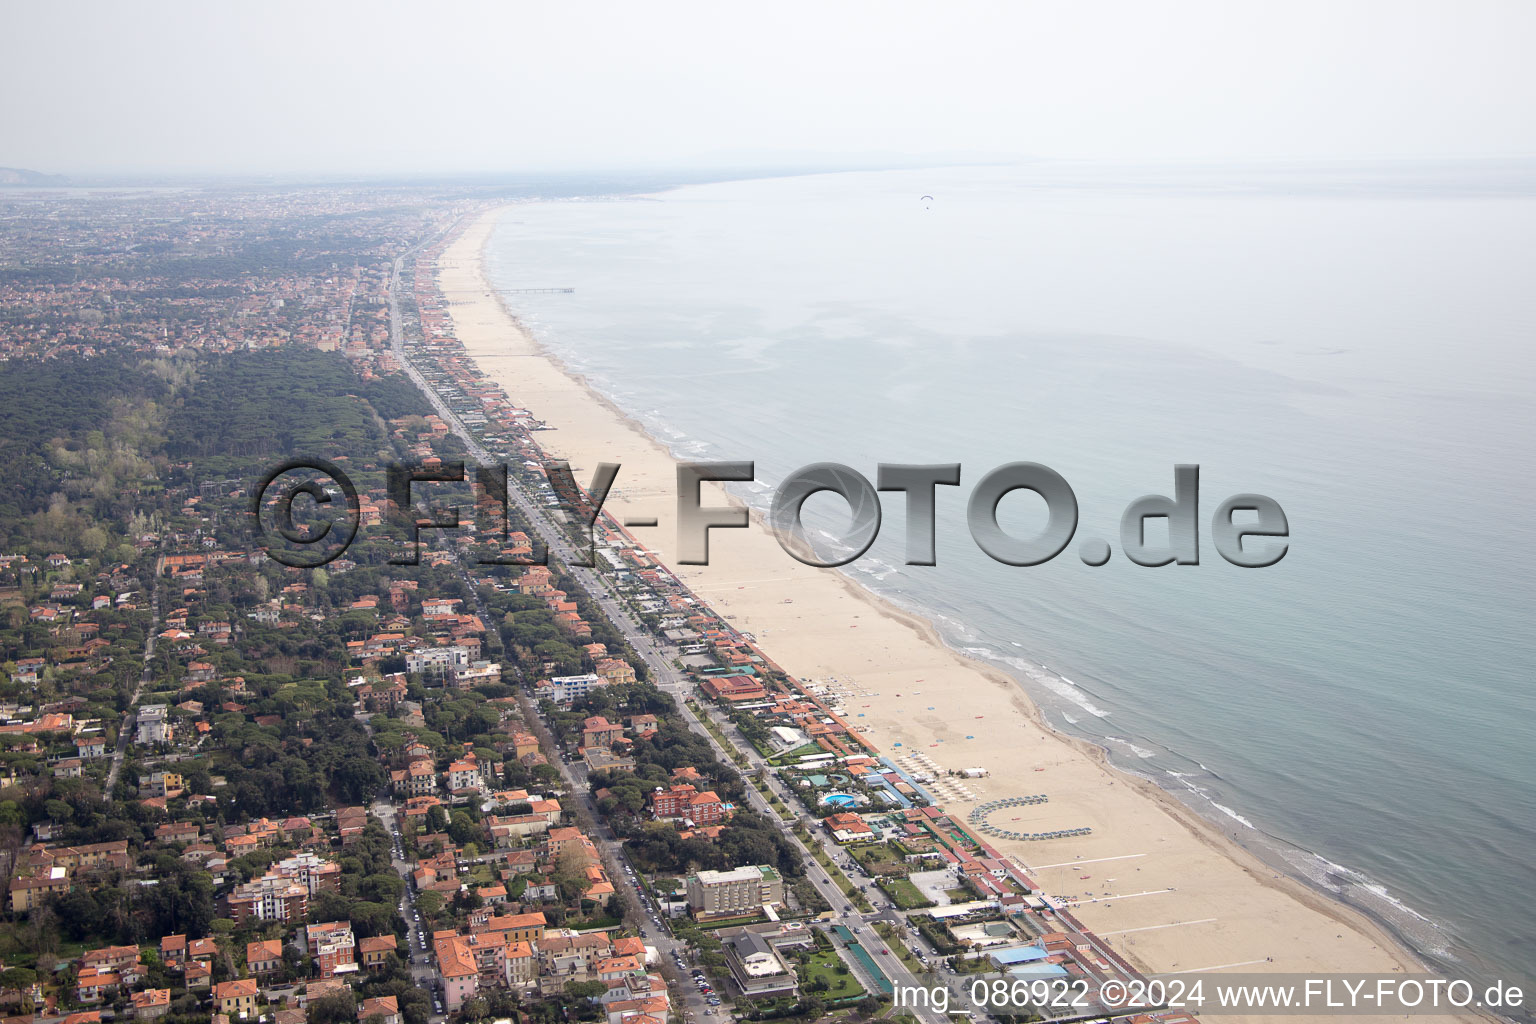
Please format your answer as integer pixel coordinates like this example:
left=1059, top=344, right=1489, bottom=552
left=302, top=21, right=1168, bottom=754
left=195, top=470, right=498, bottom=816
left=486, top=163, right=1536, bottom=991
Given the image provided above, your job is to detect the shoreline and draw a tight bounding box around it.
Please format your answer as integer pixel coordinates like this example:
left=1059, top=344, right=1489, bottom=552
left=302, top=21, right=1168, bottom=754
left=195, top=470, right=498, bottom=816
left=849, top=570, right=1472, bottom=989
left=444, top=203, right=1477, bottom=1023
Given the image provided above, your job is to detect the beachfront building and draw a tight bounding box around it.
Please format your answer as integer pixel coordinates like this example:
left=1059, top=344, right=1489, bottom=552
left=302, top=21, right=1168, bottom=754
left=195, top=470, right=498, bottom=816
left=823, top=811, right=877, bottom=844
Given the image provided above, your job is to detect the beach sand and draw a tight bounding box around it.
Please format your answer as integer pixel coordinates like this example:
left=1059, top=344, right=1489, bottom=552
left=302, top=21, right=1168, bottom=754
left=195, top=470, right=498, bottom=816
left=439, top=206, right=1469, bottom=1022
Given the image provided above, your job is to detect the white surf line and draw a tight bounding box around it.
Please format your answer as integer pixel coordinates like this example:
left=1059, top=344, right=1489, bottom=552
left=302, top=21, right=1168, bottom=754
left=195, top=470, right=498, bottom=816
left=1069, top=888, right=1173, bottom=904
left=1024, top=853, right=1148, bottom=871
left=1181, top=958, right=1272, bottom=973
left=1100, top=918, right=1218, bottom=937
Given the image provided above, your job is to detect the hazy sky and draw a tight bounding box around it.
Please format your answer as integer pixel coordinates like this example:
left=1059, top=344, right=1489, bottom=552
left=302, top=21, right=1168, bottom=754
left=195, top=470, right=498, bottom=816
left=3, top=0, right=1534, bottom=177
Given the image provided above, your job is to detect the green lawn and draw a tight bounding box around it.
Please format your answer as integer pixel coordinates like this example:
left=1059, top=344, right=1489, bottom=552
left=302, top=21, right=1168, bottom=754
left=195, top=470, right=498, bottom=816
left=876, top=876, right=934, bottom=910
left=768, top=741, right=824, bottom=766
left=800, top=948, right=865, bottom=1000
left=850, top=842, right=907, bottom=876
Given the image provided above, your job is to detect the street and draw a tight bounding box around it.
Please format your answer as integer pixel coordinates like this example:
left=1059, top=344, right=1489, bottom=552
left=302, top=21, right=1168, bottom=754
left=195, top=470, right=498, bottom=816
left=390, top=248, right=945, bottom=1023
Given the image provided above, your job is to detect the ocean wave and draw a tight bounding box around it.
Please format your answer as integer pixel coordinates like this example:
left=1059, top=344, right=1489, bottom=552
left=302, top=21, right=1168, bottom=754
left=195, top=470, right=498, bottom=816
left=1362, top=882, right=1437, bottom=926
left=854, top=557, right=898, bottom=581
left=1105, top=736, right=1156, bottom=758
left=1211, top=802, right=1256, bottom=829
left=1172, top=776, right=1210, bottom=798
left=1036, top=672, right=1112, bottom=718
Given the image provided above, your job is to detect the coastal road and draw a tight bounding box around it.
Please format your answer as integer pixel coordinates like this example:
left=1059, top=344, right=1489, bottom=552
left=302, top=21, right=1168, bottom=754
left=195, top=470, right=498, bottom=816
left=394, top=249, right=718, bottom=1020
left=394, top=252, right=943, bottom=1022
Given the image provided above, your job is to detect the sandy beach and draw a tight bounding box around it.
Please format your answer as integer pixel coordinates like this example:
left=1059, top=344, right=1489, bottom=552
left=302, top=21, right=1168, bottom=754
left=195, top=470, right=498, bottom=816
left=438, top=206, right=1469, bottom=1022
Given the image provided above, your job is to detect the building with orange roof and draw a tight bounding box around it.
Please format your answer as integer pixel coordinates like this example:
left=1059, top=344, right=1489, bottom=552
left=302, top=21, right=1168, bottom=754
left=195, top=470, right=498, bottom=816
left=305, top=921, right=356, bottom=977
left=434, top=936, right=478, bottom=1011
left=649, top=784, right=733, bottom=826
left=358, top=996, right=400, bottom=1024
left=246, top=939, right=283, bottom=976
left=700, top=674, right=767, bottom=701
left=479, top=910, right=545, bottom=944
left=130, top=988, right=171, bottom=1020
left=358, top=934, right=397, bottom=970
left=75, top=967, right=121, bottom=1004
left=611, top=935, right=646, bottom=958
left=213, top=979, right=258, bottom=1018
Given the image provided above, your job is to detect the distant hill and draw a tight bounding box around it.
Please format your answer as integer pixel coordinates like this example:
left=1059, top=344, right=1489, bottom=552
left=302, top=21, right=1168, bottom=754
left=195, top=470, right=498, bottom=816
left=0, top=166, right=69, bottom=186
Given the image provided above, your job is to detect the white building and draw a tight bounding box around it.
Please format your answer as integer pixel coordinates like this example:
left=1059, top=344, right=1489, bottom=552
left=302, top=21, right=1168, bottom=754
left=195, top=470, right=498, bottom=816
left=449, top=661, right=501, bottom=689
left=540, top=673, right=604, bottom=705
left=405, top=645, right=469, bottom=678
left=136, top=704, right=170, bottom=745
left=685, top=865, right=784, bottom=919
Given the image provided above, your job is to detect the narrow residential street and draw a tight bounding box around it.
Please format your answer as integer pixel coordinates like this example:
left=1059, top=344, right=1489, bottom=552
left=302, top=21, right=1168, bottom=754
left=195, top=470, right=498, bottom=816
left=106, top=563, right=161, bottom=798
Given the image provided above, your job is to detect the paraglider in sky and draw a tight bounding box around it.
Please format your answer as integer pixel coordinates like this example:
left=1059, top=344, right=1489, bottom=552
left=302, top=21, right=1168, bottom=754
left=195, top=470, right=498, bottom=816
left=920, top=194, right=934, bottom=209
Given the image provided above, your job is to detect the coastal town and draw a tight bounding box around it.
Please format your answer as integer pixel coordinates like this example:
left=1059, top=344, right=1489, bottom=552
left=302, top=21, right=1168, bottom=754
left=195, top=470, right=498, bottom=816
left=0, top=184, right=1241, bottom=1024
left=7, top=0, right=1534, bottom=1019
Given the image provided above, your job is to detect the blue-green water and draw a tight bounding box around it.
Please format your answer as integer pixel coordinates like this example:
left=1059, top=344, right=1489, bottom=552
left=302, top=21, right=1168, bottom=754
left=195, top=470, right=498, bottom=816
left=485, top=165, right=1536, bottom=990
